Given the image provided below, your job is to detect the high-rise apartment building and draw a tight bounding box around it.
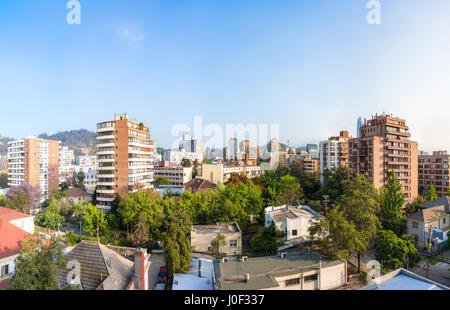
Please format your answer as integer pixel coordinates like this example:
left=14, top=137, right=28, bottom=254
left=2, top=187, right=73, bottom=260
left=418, top=151, right=450, bottom=198
left=348, top=114, right=418, bottom=203
left=319, top=131, right=351, bottom=183
left=96, top=114, right=154, bottom=211
left=7, top=137, right=60, bottom=201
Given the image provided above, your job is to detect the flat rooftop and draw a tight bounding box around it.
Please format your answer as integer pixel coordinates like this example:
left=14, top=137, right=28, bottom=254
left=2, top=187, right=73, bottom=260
left=214, top=250, right=343, bottom=290
left=360, top=269, right=449, bottom=290
left=192, top=222, right=241, bottom=234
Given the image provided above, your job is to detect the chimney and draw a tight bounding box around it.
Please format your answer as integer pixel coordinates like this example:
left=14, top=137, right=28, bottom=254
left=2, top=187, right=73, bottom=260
left=134, top=248, right=149, bottom=290
left=245, top=273, right=250, bottom=283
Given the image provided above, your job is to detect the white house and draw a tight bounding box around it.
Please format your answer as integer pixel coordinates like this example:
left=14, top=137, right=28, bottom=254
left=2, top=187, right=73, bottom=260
left=265, top=205, right=322, bottom=242
left=0, top=207, right=35, bottom=288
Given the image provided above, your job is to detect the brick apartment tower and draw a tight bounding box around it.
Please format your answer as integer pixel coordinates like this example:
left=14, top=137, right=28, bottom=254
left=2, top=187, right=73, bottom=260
left=348, top=114, right=418, bottom=203
left=418, top=151, right=450, bottom=198
left=7, top=137, right=60, bottom=201
left=319, top=130, right=351, bottom=183
left=96, top=114, right=154, bottom=211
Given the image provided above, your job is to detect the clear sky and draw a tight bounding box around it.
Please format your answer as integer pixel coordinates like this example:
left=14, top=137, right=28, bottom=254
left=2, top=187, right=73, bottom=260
left=0, top=0, right=450, bottom=151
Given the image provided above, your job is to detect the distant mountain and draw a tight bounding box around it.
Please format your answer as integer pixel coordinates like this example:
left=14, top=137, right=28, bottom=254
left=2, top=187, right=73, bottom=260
left=0, top=135, right=13, bottom=155
left=39, top=129, right=96, bottom=157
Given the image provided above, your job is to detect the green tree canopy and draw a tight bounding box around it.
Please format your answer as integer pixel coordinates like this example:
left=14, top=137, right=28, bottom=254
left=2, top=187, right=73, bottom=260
left=250, top=222, right=286, bottom=255
left=8, top=234, right=65, bottom=290
left=428, top=184, right=438, bottom=202
left=375, top=230, right=418, bottom=270
left=380, top=171, right=406, bottom=235
left=153, top=177, right=170, bottom=186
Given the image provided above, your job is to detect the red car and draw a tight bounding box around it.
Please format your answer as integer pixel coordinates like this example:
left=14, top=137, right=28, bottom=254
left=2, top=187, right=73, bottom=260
left=157, top=266, right=168, bottom=283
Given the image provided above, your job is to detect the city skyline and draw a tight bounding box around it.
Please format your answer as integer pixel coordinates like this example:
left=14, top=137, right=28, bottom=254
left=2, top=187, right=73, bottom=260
left=1, top=1, right=450, bottom=153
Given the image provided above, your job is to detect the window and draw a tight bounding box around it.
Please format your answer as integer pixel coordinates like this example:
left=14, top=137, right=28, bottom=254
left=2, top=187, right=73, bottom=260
left=230, top=240, right=238, bottom=247
left=1, top=264, right=10, bottom=277
left=285, top=278, right=300, bottom=286
left=304, top=274, right=318, bottom=282
left=412, top=222, right=418, bottom=229
left=443, top=218, right=447, bottom=225
left=292, top=230, right=298, bottom=236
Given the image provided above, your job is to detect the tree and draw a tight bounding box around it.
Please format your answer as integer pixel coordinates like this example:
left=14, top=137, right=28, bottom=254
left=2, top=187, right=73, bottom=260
left=380, top=171, right=406, bottom=236
left=34, top=211, right=65, bottom=230
left=405, top=195, right=426, bottom=216
left=250, top=222, right=286, bottom=255
left=161, top=199, right=192, bottom=282
left=6, top=183, right=41, bottom=214
left=428, top=184, right=438, bottom=202
left=0, top=194, right=5, bottom=207
left=193, top=159, right=200, bottom=178
left=153, top=177, right=170, bottom=186
left=60, top=182, right=69, bottom=191
left=76, top=171, right=86, bottom=190
left=322, top=166, right=349, bottom=202
left=263, top=175, right=305, bottom=206
left=8, top=234, right=65, bottom=290
left=309, top=206, right=360, bottom=261
left=340, top=174, right=381, bottom=272
left=0, top=173, right=8, bottom=188
left=181, top=158, right=192, bottom=167
left=74, top=203, right=109, bottom=239
left=131, top=213, right=150, bottom=248
left=209, top=233, right=226, bottom=257
left=375, top=230, right=418, bottom=270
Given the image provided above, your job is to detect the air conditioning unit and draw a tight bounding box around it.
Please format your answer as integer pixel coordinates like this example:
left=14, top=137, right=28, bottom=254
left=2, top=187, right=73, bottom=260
left=235, top=251, right=241, bottom=256
left=241, top=256, right=248, bottom=262
left=245, top=273, right=250, bottom=282
left=281, top=252, right=288, bottom=259
left=222, top=257, right=229, bottom=263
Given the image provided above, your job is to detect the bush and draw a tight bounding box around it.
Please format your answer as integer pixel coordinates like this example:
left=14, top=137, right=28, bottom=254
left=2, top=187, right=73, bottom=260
left=66, top=231, right=94, bottom=246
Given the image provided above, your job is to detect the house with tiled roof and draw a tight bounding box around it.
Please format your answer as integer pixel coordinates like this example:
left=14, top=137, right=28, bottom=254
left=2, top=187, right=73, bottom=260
left=185, top=178, right=217, bottom=194
left=65, top=187, right=92, bottom=205
left=0, top=207, right=35, bottom=288
left=407, top=196, right=450, bottom=251
left=57, top=240, right=151, bottom=290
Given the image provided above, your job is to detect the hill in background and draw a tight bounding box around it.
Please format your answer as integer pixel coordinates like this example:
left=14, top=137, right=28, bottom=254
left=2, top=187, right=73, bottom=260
left=38, top=129, right=96, bottom=157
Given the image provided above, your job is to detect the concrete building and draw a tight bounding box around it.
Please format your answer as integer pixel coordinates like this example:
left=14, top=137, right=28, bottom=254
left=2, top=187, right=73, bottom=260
left=407, top=196, right=450, bottom=251
left=163, top=150, right=203, bottom=165
left=214, top=250, right=347, bottom=290
left=319, top=130, right=351, bottom=183
left=7, top=137, right=60, bottom=201
left=360, top=268, right=448, bottom=290
left=153, top=162, right=193, bottom=186
left=265, top=205, right=321, bottom=242
left=292, top=154, right=320, bottom=174
left=0, top=155, right=8, bottom=173
left=418, top=151, right=450, bottom=198
left=348, top=114, right=418, bottom=203
left=0, top=207, right=35, bottom=288
left=197, top=163, right=261, bottom=185
left=96, top=114, right=154, bottom=211
left=77, top=155, right=97, bottom=167
left=191, top=222, right=242, bottom=256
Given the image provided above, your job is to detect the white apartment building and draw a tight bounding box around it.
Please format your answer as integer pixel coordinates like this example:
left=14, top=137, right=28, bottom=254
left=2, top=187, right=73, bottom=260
left=319, top=131, right=350, bottom=183
left=153, top=164, right=193, bottom=186
left=163, top=150, right=203, bottom=165
left=77, top=155, right=97, bottom=167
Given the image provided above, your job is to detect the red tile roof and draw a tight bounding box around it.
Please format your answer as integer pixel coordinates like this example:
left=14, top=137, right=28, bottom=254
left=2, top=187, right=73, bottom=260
left=0, top=207, right=31, bottom=259
left=0, top=280, right=10, bottom=289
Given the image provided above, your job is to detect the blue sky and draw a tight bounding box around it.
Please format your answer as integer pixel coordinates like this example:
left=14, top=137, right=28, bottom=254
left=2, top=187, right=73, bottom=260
left=0, top=0, right=450, bottom=151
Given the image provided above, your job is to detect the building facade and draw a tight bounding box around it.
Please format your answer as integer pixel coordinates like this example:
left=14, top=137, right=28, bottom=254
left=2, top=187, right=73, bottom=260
left=348, top=114, right=418, bottom=203
left=191, top=222, right=242, bottom=256
left=418, top=151, right=450, bottom=198
left=162, top=150, right=203, bottom=165
left=319, top=130, right=351, bottom=183
left=96, top=114, right=154, bottom=210
left=153, top=162, right=193, bottom=186
left=7, top=137, right=60, bottom=201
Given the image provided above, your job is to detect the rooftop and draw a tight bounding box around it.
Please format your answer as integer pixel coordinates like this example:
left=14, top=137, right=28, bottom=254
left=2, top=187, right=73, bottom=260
left=360, top=269, right=449, bottom=290
left=214, top=250, right=343, bottom=290
left=0, top=207, right=32, bottom=259
left=57, top=240, right=134, bottom=290
left=192, top=222, right=241, bottom=234
left=266, top=205, right=321, bottom=222
left=172, top=259, right=214, bottom=290
left=409, top=205, right=449, bottom=222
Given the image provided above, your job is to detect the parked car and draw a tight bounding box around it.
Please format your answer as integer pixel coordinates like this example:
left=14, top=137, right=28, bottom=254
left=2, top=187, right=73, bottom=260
left=157, top=266, right=168, bottom=283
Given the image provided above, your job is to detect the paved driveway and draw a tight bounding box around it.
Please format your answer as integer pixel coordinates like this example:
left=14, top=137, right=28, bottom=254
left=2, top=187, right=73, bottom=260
left=148, top=253, right=165, bottom=290
left=412, top=259, right=450, bottom=288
